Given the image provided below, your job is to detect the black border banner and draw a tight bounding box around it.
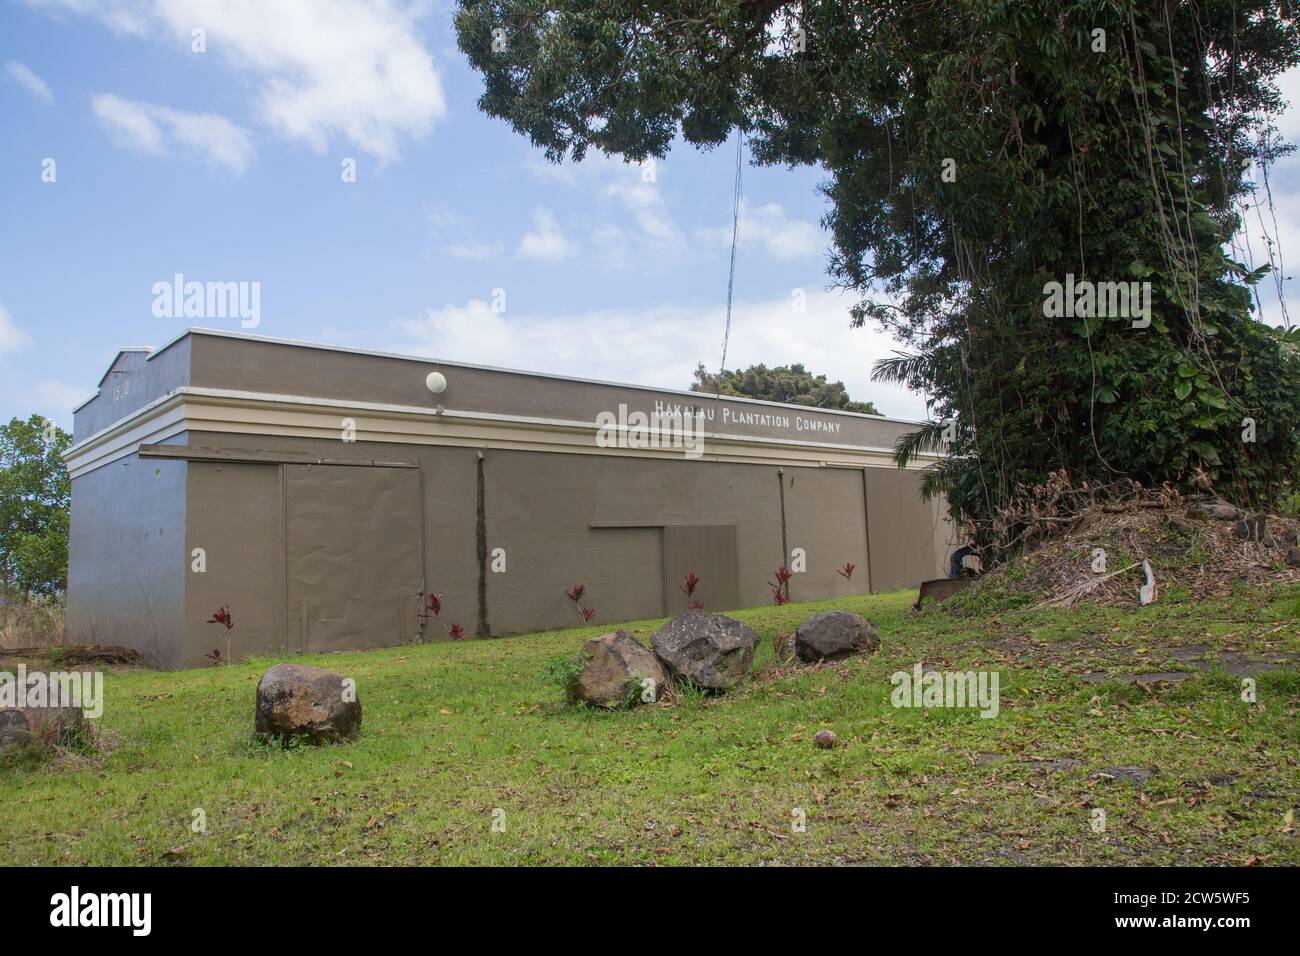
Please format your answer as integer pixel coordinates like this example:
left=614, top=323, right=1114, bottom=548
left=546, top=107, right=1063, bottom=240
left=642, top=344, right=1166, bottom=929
left=2, top=866, right=1289, bottom=942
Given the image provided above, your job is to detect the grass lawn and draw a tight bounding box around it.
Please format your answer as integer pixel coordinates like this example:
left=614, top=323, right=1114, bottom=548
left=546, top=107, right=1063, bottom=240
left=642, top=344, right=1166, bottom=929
left=3, top=582, right=1298, bottom=866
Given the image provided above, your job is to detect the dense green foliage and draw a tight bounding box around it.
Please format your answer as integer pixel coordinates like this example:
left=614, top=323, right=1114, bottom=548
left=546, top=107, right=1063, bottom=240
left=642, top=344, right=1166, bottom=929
left=690, top=361, right=880, bottom=413
left=454, top=0, right=1300, bottom=543
left=0, top=416, right=72, bottom=595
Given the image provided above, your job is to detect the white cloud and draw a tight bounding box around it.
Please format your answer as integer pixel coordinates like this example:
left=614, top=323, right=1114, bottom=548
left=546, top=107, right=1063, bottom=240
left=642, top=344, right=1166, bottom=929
left=35, top=379, right=90, bottom=421
left=528, top=153, right=683, bottom=268
left=22, top=0, right=153, bottom=34
left=1231, top=181, right=1299, bottom=330
left=424, top=203, right=506, bottom=261
left=389, top=289, right=926, bottom=420
left=518, top=208, right=575, bottom=262
left=1273, top=66, right=1300, bottom=145
left=445, top=240, right=506, bottom=261
left=698, top=198, right=823, bottom=260
left=28, top=0, right=445, bottom=161
left=528, top=154, right=824, bottom=268
left=603, top=170, right=678, bottom=242
left=0, top=303, right=32, bottom=356
left=92, top=93, right=254, bottom=172
left=5, top=61, right=53, bottom=101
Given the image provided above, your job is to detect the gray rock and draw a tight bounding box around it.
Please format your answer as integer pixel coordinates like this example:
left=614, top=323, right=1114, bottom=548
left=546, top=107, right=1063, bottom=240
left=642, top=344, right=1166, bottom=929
left=255, top=663, right=361, bottom=744
left=1200, top=501, right=1241, bottom=521
left=650, top=610, right=760, bottom=690
left=1279, top=526, right=1300, bottom=547
left=1092, top=766, right=1155, bottom=786
left=1201, top=773, right=1238, bottom=787
left=1027, top=758, right=1081, bottom=772
left=0, top=704, right=87, bottom=749
left=569, top=630, right=667, bottom=708
left=795, top=611, right=881, bottom=662
left=1233, top=513, right=1268, bottom=542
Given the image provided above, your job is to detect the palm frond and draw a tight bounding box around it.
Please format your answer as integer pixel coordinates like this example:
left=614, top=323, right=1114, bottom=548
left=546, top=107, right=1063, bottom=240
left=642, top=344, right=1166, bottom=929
left=870, top=350, right=930, bottom=388
left=893, top=419, right=951, bottom=469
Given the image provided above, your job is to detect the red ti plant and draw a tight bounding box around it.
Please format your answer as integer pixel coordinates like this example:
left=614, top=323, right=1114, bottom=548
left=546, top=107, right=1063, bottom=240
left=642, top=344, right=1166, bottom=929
left=206, top=605, right=233, bottom=664
left=680, top=571, right=702, bottom=609
left=565, top=583, right=595, bottom=623
left=837, top=562, right=856, bottom=580
left=767, top=566, right=793, bottom=605
left=418, top=591, right=466, bottom=640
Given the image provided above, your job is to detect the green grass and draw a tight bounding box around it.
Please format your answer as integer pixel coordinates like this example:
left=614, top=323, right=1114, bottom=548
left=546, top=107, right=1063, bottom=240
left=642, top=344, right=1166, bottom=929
left=2, top=584, right=1298, bottom=866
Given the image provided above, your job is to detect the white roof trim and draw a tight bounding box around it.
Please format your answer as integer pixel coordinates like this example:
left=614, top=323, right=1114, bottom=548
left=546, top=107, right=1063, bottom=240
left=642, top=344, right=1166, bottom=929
left=63, top=386, right=940, bottom=478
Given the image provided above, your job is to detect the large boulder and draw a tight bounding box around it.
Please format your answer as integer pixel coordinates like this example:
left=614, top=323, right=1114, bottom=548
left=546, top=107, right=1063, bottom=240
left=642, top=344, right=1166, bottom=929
left=569, top=630, right=667, bottom=708
left=795, top=611, right=880, bottom=662
left=255, top=663, right=361, bottom=744
left=651, top=610, right=760, bottom=690
left=0, top=705, right=87, bottom=749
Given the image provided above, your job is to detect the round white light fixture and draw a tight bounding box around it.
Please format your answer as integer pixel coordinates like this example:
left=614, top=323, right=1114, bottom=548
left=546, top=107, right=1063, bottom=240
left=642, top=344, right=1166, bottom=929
left=425, top=371, right=447, bottom=394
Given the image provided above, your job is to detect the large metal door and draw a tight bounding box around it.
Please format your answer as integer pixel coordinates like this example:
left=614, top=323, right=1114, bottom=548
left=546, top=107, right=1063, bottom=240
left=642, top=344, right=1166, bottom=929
left=865, top=468, right=946, bottom=591
left=661, top=524, right=740, bottom=614
left=283, top=464, right=424, bottom=653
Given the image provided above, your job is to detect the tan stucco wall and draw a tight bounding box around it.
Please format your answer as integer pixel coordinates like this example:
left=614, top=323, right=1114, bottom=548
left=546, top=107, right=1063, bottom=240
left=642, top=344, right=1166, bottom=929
left=180, top=331, right=920, bottom=451
left=65, top=330, right=956, bottom=667
left=146, top=430, right=951, bottom=664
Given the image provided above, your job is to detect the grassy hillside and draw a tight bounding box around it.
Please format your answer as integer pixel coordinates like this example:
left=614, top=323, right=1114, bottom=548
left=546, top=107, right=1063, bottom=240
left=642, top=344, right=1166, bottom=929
left=2, top=584, right=1298, bottom=865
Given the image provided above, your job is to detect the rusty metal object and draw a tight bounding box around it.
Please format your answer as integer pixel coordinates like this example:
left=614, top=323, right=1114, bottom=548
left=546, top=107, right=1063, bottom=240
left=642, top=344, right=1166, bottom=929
left=912, top=577, right=973, bottom=611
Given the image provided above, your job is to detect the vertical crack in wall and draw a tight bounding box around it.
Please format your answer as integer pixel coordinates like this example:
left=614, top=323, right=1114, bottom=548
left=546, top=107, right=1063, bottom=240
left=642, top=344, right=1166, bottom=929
left=476, top=451, right=490, bottom=637
left=777, top=467, right=789, bottom=602
left=861, top=466, right=873, bottom=594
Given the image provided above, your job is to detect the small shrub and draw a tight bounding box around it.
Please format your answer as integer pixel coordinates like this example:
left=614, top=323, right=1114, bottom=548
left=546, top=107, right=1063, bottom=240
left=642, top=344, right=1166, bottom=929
left=620, top=675, right=650, bottom=709
left=767, top=566, right=793, bottom=604
left=564, top=584, right=596, bottom=622
left=418, top=591, right=466, bottom=640
left=543, top=650, right=590, bottom=704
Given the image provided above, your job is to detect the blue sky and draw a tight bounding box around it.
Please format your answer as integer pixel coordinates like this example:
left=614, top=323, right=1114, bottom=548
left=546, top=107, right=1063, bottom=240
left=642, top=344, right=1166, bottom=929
left=1, top=1, right=1297, bottom=431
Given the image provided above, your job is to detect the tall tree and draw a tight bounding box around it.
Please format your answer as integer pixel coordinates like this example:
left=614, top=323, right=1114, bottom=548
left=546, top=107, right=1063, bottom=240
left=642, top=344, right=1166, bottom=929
left=454, top=1, right=1300, bottom=550
left=0, top=416, right=72, bottom=595
left=691, top=362, right=880, bottom=414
